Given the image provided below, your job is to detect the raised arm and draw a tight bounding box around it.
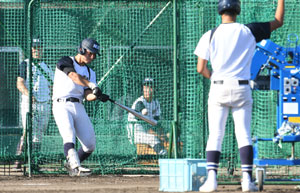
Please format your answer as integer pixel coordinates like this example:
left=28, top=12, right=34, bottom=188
left=270, top=0, right=285, bottom=32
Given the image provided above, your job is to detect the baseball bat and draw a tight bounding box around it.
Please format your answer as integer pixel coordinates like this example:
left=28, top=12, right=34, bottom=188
left=108, top=98, right=157, bottom=126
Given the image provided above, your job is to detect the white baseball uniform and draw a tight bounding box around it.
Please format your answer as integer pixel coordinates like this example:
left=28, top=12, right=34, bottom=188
left=194, top=22, right=270, bottom=152
left=127, top=95, right=161, bottom=148
left=52, top=56, right=96, bottom=153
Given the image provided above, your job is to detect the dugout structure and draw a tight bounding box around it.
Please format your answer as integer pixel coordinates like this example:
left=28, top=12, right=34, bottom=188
left=1, top=0, right=300, bottom=183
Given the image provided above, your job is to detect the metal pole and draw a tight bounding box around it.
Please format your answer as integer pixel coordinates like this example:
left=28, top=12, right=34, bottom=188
left=291, top=142, right=295, bottom=160
left=172, top=0, right=178, bottom=158
left=27, top=0, right=36, bottom=177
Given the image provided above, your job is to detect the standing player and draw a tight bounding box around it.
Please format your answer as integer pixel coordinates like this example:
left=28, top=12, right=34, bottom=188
left=52, top=38, right=109, bottom=176
left=127, top=78, right=167, bottom=156
left=15, top=37, right=54, bottom=169
left=194, top=0, right=284, bottom=192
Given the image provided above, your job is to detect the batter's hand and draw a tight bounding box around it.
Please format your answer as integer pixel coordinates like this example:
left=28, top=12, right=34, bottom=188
left=98, top=93, right=109, bottom=102
left=92, top=87, right=102, bottom=97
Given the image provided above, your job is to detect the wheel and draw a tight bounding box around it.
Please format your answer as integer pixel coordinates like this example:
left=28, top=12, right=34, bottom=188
left=257, top=169, right=264, bottom=191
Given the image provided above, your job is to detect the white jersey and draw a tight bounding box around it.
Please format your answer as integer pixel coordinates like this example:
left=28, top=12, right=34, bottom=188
left=194, top=23, right=257, bottom=81
left=52, top=56, right=96, bottom=101
left=23, top=59, right=53, bottom=102
left=128, top=96, right=161, bottom=122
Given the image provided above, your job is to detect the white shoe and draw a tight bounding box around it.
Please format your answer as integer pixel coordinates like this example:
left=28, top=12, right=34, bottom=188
left=64, top=161, right=91, bottom=177
left=69, top=166, right=91, bottom=177
left=199, top=179, right=217, bottom=192
left=242, top=181, right=258, bottom=192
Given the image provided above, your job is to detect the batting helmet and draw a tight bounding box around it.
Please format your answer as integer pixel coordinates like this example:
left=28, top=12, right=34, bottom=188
left=218, top=0, right=241, bottom=15
left=32, top=37, right=41, bottom=47
left=143, top=77, right=154, bottom=86
left=79, top=38, right=100, bottom=55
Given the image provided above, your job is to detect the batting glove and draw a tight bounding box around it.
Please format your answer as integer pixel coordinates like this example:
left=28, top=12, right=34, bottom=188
left=98, top=93, right=109, bottom=102
left=92, top=87, right=102, bottom=97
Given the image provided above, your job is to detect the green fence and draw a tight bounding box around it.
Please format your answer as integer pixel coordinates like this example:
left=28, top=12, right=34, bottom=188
left=1, top=0, right=300, bottom=182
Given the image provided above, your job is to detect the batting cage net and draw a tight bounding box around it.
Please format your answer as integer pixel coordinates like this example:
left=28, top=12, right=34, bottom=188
left=1, top=0, right=300, bottom=182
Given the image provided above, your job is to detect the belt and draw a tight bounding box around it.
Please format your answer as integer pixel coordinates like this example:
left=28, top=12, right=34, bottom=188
left=57, top=97, right=80, bottom=103
left=213, top=80, right=249, bottom=85
left=35, top=101, right=50, bottom=104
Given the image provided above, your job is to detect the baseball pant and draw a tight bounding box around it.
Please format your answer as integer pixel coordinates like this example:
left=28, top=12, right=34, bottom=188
left=127, top=123, right=160, bottom=148
left=18, top=97, right=50, bottom=155
left=53, top=101, right=96, bottom=153
left=206, top=80, right=253, bottom=152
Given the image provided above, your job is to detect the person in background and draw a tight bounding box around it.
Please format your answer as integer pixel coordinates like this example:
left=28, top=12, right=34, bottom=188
left=127, top=78, right=167, bottom=156
left=15, top=37, right=54, bottom=170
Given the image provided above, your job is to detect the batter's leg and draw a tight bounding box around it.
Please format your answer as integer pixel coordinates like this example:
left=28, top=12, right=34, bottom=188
left=53, top=102, right=76, bottom=144
left=73, top=103, right=96, bottom=162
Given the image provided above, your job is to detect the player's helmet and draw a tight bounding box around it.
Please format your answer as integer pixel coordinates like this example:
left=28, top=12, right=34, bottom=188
left=32, top=37, right=41, bottom=47
left=218, top=0, right=241, bottom=15
left=143, top=77, right=154, bottom=87
left=79, top=38, right=100, bottom=55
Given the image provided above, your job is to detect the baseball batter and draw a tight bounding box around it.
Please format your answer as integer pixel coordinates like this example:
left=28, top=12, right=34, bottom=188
left=52, top=38, right=109, bottom=176
left=194, top=0, right=285, bottom=192
left=127, top=78, right=166, bottom=156
left=15, top=37, right=53, bottom=170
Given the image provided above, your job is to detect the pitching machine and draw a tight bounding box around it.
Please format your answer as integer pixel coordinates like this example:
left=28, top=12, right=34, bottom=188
left=250, top=34, right=300, bottom=190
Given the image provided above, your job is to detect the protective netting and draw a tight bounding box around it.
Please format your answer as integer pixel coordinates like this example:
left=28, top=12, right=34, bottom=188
left=1, top=0, right=300, bottom=181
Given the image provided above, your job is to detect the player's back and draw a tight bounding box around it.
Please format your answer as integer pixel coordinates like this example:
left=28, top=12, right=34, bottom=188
left=209, top=23, right=256, bottom=80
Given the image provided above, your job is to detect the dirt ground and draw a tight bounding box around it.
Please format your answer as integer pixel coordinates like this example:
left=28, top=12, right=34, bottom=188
left=0, top=175, right=300, bottom=193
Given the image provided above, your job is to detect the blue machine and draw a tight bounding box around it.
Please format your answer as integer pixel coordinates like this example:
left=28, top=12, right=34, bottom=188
left=250, top=34, right=300, bottom=190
